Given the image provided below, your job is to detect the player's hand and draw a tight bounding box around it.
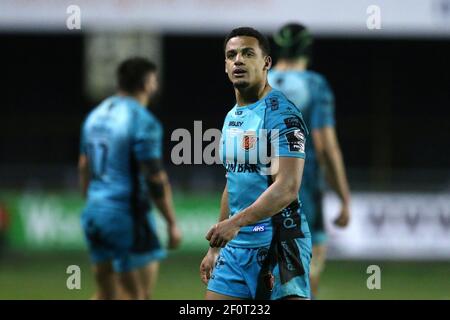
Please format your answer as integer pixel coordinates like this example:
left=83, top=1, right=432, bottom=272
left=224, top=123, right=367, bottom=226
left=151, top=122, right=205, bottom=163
left=334, top=203, right=350, bottom=227
left=167, top=223, right=182, bottom=249
left=199, top=248, right=219, bottom=285
left=205, top=219, right=240, bottom=248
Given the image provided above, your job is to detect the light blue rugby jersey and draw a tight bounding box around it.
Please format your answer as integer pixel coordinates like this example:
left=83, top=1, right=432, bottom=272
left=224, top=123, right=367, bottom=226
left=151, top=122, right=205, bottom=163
left=220, top=89, right=310, bottom=248
left=80, top=96, right=162, bottom=213
left=268, top=70, right=335, bottom=191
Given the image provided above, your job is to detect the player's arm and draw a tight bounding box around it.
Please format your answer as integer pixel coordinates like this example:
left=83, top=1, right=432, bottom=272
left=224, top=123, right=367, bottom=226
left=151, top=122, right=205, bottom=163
left=200, top=183, right=229, bottom=284
left=232, top=157, right=303, bottom=226
left=78, top=154, right=90, bottom=198
left=206, top=158, right=303, bottom=248
left=133, top=114, right=181, bottom=249
left=310, top=75, right=351, bottom=227
left=313, top=127, right=351, bottom=226
left=218, top=182, right=230, bottom=222
left=140, top=159, right=181, bottom=249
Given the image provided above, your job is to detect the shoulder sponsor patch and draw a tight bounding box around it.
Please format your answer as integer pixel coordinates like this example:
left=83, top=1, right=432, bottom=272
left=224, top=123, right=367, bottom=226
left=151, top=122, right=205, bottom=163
left=283, top=117, right=301, bottom=129
left=285, top=129, right=305, bottom=153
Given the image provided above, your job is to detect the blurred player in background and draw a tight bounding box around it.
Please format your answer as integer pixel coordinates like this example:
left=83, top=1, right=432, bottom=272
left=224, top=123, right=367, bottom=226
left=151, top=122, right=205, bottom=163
left=269, top=23, right=351, bottom=298
left=201, top=27, right=312, bottom=300
left=78, top=57, right=182, bottom=299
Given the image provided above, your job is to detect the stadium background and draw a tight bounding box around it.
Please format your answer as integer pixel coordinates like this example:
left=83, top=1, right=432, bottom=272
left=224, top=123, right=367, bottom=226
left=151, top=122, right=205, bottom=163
left=0, top=0, right=449, bottom=299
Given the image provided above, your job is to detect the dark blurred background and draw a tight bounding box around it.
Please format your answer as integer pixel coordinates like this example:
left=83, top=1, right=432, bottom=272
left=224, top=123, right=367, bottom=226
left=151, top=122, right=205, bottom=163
left=2, top=34, right=450, bottom=190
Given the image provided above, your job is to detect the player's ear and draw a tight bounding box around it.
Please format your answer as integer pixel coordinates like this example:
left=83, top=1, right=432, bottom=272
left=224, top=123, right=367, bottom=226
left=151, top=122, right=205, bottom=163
left=264, top=56, right=272, bottom=71
left=225, top=59, right=228, bottom=74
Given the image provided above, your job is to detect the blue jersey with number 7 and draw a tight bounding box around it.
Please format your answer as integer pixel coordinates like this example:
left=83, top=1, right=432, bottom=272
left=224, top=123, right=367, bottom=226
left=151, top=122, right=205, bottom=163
left=80, top=95, right=162, bottom=213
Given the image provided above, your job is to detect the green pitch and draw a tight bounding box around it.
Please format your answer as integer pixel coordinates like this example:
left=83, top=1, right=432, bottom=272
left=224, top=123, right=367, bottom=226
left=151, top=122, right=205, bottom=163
left=0, top=191, right=449, bottom=299
left=0, top=251, right=449, bottom=300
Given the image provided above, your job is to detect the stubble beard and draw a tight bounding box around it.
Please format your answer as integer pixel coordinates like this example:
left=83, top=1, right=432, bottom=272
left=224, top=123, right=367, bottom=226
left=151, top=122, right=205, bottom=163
left=233, top=80, right=250, bottom=90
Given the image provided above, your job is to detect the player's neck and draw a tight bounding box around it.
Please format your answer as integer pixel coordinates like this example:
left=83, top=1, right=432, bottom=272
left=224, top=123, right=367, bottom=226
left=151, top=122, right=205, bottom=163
left=235, top=81, right=272, bottom=107
left=117, top=90, right=149, bottom=108
left=274, top=58, right=308, bottom=71
left=130, top=91, right=149, bottom=108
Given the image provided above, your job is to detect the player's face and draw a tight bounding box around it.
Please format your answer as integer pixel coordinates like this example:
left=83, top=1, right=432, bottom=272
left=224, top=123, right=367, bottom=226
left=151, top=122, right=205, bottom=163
left=144, top=72, right=159, bottom=99
left=224, top=36, right=271, bottom=90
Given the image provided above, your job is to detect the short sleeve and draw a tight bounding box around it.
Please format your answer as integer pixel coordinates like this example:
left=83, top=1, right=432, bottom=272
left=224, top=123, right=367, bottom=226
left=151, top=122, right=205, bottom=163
left=311, top=75, right=336, bottom=129
left=264, top=95, right=308, bottom=159
left=132, top=111, right=163, bottom=161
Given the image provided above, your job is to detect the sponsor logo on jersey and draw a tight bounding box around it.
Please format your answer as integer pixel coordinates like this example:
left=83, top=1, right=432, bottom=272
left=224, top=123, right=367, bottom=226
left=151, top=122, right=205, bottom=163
left=285, top=129, right=305, bottom=153
left=241, top=131, right=257, bottom=150
left=225, top=162, right=259, bottom=173
left=228, top=121, right=243, bottom=127
left=252, top=225, right=266, bottom=232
